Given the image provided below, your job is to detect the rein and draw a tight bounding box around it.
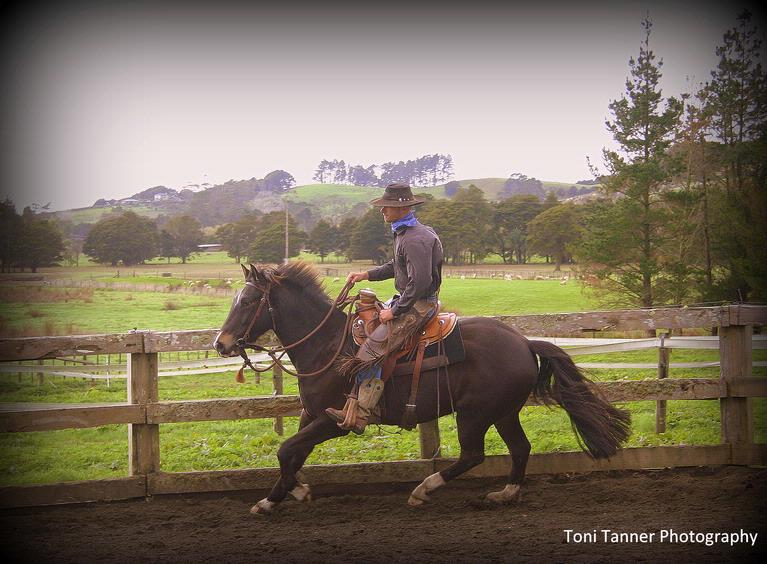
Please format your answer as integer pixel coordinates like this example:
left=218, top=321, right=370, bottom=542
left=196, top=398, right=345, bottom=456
left=235, top=279, right=357, bottom=379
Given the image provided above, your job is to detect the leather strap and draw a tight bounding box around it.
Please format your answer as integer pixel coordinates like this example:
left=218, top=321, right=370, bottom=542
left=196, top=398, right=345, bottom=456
left=401, top=340, right=427, bottom=429
left=392, top=353, right=449, bottom=377
left=380, top=353, right=398, bottom=383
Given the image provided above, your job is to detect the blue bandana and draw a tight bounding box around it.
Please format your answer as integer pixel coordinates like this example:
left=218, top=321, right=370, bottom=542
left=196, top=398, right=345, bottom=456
left=391, top=212, right=417, bottom=233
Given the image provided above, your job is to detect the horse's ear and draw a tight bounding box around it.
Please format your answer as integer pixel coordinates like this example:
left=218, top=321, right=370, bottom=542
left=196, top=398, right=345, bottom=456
left=241, top=263, right=250, bottom=279
left=249, top=263, right=266, bottom=284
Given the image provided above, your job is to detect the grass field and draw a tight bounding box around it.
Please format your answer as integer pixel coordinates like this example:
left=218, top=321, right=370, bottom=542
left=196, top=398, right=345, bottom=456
left=0, top=276, right=597, bottom=337
left=0, top=264, right=764, bottom=486
left=54, top=204, right=167, bottom=225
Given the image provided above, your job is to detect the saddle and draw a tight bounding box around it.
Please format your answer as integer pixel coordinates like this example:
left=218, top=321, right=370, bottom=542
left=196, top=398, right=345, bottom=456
left=350, top=289, right=464, bottom=430
left=350, top=290, right=458, bottom=351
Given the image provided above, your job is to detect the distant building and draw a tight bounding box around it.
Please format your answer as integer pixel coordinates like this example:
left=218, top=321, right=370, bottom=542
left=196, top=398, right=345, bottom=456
left=197, top=243, right=223, bottom=252
left=154, top=192, right=182, bottom=202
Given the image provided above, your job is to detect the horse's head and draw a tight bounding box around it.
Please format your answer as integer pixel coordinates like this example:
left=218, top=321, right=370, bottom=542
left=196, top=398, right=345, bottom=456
left=214, top=263, right=276, bottom=357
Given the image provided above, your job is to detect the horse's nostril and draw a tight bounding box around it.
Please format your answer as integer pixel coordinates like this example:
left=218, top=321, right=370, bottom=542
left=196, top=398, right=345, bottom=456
left=214, top=341, right=225, bottom=353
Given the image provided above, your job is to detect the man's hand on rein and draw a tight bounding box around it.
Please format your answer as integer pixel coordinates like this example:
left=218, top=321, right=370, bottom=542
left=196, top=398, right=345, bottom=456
left=346, top=271, right=369, bottom=285
left=378, top=308, right=394, bottom=323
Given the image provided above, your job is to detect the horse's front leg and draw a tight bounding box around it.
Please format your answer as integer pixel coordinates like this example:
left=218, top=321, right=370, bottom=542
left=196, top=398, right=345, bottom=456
left=251, top=414, right=346, bottom=514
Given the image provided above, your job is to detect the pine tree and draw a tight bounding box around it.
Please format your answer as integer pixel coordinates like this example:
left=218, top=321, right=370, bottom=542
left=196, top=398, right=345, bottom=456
left=349, top=208, right=390, bottom=264
left=578, top=17, right=683, bottom=307
left=17, top=208, right=65, bottom=272
left=527, top=204, right=583, bottom=271
left=490, top=195, right=542, bottom=264
left=247, top=215, right=305, bottom=264
left=700, top=11, right=767, bottom=301
left=0, top=199, right=20, bottom=272
left=307, top=219, right=339, bottom=262
left=335, top=217, right=358, bottom=261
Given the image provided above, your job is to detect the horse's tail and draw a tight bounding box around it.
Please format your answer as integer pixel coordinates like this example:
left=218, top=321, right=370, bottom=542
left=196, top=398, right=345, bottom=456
left=528, top=339, right=631, bottom=459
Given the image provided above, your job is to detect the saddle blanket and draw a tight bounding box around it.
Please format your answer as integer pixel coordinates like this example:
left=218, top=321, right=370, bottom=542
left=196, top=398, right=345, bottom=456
left=391, top=319, right=465, bottom=376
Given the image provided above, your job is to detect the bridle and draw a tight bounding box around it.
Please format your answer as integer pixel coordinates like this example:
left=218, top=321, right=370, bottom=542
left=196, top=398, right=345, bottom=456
left=233, top=277, right=358, bottom=378
left=234, top=280, right=276, bottom=352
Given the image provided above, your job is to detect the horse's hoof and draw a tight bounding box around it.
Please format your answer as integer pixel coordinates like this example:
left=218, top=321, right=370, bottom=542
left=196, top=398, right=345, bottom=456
left=289, top=483, right=312, bottom=503
left=485, top=484, right=521, bottom=505
left=250, top=498, right=276, bottom=514
left=407, top=472, right=443, bottom=507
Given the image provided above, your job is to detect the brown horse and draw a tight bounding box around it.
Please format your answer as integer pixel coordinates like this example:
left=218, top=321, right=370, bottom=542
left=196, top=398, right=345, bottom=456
left=214, top=262, right=630, bottom=514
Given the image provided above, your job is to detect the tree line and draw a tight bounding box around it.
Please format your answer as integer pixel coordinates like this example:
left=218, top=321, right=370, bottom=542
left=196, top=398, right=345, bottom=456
left=312, top=154, right=454, bottom=187
left=0, top=202, right=65, bottom=273
left=0, top=205, right=211, bottom=270
left=83, top=212, right=206, bottom=266
left=577, top=12, right=766, bottom=307
left=212, top=186, right=579, bottom=269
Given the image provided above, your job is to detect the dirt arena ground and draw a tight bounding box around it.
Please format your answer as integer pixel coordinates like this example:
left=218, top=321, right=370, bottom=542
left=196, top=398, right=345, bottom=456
left=1, top=466, right=765, bottom=563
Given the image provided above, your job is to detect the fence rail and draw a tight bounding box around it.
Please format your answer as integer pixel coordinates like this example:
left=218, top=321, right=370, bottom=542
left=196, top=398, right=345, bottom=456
left=0, top=304, right=765, bottom=507
left=4, top=336, right=765, bottom=380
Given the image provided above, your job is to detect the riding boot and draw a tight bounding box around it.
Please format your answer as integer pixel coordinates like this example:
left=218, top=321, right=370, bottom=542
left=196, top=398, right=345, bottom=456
left=343, top=376, right=384, bottom=435
left=325, top=394, right=358, bottom=425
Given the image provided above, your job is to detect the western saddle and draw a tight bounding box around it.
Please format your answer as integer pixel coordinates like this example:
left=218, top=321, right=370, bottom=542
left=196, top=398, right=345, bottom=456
left=350, top=289, right=458, bottom=429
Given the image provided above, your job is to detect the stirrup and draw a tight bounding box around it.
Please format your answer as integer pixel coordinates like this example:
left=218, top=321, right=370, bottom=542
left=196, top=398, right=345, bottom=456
left=344, top=416, right=367, bottom=436
left=325, top=407, right=346, bottom=424
left=325, top=396, right=358, bottom=425
left=326, top=409, right=367, bottom=435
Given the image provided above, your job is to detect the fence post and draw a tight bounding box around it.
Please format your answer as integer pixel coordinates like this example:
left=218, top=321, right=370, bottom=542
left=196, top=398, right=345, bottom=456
left=418, top=420, right=441, bottom=459
left=272, top=365, right=284, bottom=436
left=655, top=333, right=670, bottom=433
left=719, top=322, right=753, bottom=464
left=128, top=346, right=160, bottom=477
left=36, top=359, right=44, bottom=386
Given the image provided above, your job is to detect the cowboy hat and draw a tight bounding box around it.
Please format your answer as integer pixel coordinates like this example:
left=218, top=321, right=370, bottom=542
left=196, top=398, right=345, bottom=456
left=369, top=183, right=426, bottom=207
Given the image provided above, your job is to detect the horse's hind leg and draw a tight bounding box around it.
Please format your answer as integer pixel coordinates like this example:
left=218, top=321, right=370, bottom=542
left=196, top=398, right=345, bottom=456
left=486, top=412, right=529, bottom=504
left=408, top=412, right=490, bottom=506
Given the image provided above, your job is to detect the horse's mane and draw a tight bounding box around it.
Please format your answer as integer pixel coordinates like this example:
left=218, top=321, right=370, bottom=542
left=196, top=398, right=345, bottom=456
left=263, top=261, right=332, bottom=306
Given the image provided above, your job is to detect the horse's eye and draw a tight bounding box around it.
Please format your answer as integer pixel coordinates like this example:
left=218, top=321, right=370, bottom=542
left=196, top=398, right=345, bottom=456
left=241, top=295, right=261, bottom=307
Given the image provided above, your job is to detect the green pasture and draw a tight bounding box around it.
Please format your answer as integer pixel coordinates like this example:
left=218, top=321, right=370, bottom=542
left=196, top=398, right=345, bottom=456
left=0, top=277, right=597, bottom=336
left=0, top=270, right=764, bottom=486
left=55, top=204, right=165, bottom=225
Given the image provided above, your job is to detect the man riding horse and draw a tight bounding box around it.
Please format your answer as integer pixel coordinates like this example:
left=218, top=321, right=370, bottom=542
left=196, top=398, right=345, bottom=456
left=325, top=183, right=444, bottom=434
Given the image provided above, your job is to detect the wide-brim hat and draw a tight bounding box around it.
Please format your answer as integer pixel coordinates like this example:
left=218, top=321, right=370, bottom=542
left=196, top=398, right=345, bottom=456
left=369, top=183, right=426, bottom=207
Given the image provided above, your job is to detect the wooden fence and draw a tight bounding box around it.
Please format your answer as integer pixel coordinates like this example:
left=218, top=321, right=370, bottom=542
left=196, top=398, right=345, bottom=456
left=0, top=304, right=765, bottom=508
left=317, top=267, right=574, bottom=280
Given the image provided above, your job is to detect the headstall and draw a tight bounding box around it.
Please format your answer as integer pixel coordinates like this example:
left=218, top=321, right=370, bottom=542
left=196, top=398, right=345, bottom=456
left=234, top=278, right=357, bottom=379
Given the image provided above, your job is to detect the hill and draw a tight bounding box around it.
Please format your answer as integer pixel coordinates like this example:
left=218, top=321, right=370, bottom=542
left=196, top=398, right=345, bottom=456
left=50, top=177, right=598, bottom=229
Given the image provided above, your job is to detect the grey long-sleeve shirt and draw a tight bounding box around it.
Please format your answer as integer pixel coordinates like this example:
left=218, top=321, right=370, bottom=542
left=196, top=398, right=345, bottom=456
left=366, top=220, right=443, bottom=317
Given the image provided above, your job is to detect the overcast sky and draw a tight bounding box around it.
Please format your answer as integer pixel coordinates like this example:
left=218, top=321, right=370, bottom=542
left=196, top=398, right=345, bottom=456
left=1, top=0, right=764, bottom=212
